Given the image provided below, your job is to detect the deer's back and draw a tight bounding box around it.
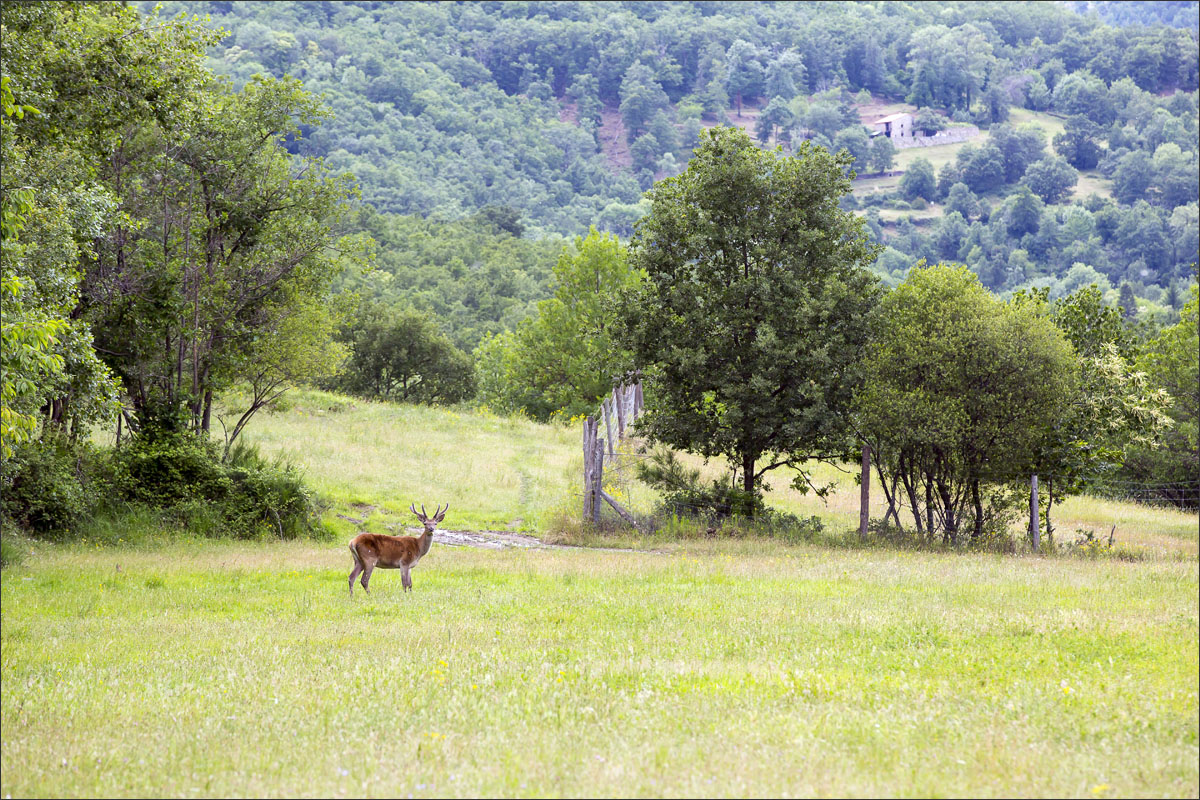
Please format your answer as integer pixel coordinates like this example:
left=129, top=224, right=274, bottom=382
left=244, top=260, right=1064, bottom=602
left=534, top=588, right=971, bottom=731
left=351, top=532, right=422, bottom=567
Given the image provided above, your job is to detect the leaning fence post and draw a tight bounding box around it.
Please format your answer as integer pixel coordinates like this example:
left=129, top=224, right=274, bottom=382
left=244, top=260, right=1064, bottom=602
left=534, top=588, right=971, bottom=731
left=1030, top=474, right=1040, bottom=552
left=859, top=443, right=871, bottom=540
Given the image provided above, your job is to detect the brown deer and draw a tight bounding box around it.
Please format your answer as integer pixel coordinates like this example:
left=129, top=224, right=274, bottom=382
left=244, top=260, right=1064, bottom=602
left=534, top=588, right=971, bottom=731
left=348, top=503, right=447, bottom=595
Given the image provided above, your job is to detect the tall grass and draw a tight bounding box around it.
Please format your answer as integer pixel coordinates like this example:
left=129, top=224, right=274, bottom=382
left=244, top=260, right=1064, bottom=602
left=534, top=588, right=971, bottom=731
left=236, top=390, right=1198, bottom=558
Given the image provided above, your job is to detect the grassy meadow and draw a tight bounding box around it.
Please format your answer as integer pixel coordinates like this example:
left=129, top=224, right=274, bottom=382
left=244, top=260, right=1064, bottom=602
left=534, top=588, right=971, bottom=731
left=3, top=393, right=1198, bottom=797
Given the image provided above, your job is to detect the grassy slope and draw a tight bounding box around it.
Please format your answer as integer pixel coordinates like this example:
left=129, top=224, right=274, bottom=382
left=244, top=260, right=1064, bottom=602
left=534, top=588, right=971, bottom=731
left=240, top=390, right=1197, bottom=556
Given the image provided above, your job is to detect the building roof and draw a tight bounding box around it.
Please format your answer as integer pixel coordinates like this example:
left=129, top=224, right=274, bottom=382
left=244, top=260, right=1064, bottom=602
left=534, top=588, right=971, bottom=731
left=872, top=112, right=913, bottom=124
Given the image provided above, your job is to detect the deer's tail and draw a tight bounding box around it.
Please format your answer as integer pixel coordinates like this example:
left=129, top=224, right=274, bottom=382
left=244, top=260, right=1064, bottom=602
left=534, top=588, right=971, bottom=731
left=349, top=541, right=363, bottom=567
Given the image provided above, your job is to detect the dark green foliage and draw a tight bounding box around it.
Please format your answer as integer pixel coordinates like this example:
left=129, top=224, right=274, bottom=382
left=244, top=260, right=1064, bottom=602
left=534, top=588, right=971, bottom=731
left=1119, top=283, right=1140, bottom=319
left=989, top=124, right=1047, bottom=183
left=623, top=127, right=880, bottom=504
left=900, top=158, right=938, bottom=202
left=1022, top=156, right=1079, bottom=204
left=332, top=305, right=476, bottom=404
left=1053, top=115, right=1104, bottom=170
left=955, top=143, right=1006, bottom=194
left=635, top=447, right=765, bottom=521
left=0, top=433, right=101, bottom=535
left=110, top=427, right=317, bottom=539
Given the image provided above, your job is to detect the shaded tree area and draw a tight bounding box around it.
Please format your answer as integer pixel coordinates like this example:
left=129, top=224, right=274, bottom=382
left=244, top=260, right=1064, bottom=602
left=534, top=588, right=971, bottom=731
left=1, top=2, right=361, bottom=538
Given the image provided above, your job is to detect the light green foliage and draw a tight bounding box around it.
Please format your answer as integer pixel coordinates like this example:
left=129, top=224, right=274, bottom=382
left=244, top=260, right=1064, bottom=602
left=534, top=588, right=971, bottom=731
left=1122, top=284, right=1200, bottom=501
left=2, top=538, right=1196, bottom=796
left=0, top=42, right=120, bottom=458
left=1006, top=286, right=1172, bottom=538
left=475, top=229, right=639, bottom=421
left=858, top=264, right=1077, bottom=542
left=624, top=127, right=880, bottom=499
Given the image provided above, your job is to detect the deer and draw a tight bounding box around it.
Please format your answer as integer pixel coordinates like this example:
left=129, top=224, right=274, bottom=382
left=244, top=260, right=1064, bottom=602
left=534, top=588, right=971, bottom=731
left=348, top=503, right=447, bottom=596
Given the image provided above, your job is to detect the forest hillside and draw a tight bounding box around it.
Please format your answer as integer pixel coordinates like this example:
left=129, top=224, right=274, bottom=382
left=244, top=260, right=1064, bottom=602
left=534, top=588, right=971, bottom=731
left=146, top=0, right=1199, bottom=317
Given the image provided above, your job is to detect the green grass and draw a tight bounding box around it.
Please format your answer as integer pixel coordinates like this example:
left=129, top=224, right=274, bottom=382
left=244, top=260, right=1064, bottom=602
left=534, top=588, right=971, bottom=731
left=8, top=393, right=1198, bottom=796
left=2, top=539, right=1196, bottom=797
left=232, top=391, right=1196, bottom=558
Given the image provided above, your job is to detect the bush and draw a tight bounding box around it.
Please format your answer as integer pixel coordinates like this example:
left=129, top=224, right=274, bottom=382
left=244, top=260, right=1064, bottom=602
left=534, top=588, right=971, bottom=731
left=636, top=447, right=765, bottom=522
left=111, top=426, right=231, bottom=507
left=3, top=409, right=321, bottom=541
left=0, top=432, right=104, bottom=536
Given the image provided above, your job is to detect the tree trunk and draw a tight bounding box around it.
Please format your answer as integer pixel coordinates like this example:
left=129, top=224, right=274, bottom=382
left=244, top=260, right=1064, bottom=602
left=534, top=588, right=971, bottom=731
left=742, top=451, right=756, bottom=495
left=924, top=473, right=935, bottom=538
left=1045, top=476, right=1055, bottom=546
left=971, top=478, right=983, bottom=542
left=201, top=389, right=213, bottom=433
left=937, top=477, right=957, bottom=544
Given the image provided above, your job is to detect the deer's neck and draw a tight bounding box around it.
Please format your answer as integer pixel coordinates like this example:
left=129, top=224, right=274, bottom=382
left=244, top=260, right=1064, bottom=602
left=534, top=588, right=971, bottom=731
left=418, top=530, right=434, bottom=558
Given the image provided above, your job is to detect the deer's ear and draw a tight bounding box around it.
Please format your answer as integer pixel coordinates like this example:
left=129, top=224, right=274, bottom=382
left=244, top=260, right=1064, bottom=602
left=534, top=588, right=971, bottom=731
left=434, top=504, right=448, bottom=522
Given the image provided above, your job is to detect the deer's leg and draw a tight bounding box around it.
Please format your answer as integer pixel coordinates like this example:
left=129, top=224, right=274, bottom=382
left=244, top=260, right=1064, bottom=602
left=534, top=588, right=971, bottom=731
left=360, top=558, right=377, bottom=594
left=348, top=544, right=365, bottom=596
left=401, top=566, right=412, bottom=592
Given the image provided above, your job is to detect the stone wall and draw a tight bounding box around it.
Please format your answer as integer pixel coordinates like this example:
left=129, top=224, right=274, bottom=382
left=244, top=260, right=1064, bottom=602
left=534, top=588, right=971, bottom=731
left=893, top=125, right=980, bottom=149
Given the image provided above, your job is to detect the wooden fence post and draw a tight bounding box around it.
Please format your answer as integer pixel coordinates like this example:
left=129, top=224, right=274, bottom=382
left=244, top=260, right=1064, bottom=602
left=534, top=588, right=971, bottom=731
left=614, top=387, right=625, bottom=438
left=592, top=436, right=604, bottom=523
left=602, top=397, right=615, bottom=456
left=582, top=416, right=594, bottom=520
left=1030, top=474, right=1040, bottom=552
left=634, top=383, right=643, bottom=417
left=859, top=443, right=871, bottom=540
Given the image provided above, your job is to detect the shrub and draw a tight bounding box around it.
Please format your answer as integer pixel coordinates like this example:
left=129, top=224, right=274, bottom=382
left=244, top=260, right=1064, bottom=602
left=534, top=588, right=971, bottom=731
left=636, top=447, right=765, bottom=522
left=0, top=432, right=103, bottom=536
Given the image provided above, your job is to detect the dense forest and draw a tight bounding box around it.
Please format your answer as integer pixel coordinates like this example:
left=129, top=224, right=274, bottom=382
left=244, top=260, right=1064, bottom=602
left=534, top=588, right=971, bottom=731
left=141, top=0, right=1200, bottom=322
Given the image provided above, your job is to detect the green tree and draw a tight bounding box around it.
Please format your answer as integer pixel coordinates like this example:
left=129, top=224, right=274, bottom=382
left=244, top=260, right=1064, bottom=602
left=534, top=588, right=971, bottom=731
left=868, top=135, right=896, bottom=174
left=334, top=304, right=475, bottom=405
left=1022, top=155, right=1079, bottom=204
left=832, top=126, right=871, bottom=170
left=1121, top=284, right=1199, bottom=507
left=724, top=40, right=765, bottom=117
left=956, top=143, right=1006, bottom=194
left=1052, top=115, right=1104, bottom=170
left=1118, top=283, right=1139, bottom=320
left=476, top=229, right=639, bottom=421
left=899, top=157, right=937, bottom=202
left=621, top=127, right=880, bottom=502
left=858, top=264, right=1076, bottom=543
left=755, top=97, right=795, bottom=144
left=944, top=183, right=979, bottom=219
left=619, top=62, right=669, bottom=142
left=1021, top=286, right=1168, bottom=539
left=989, top=124, right=1047, bottom=183
left=914, top=107, right=947, bottom=136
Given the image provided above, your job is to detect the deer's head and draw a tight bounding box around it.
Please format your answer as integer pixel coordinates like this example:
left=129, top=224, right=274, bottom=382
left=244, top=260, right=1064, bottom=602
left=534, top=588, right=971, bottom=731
left=410, top=503, right=448, bottom=535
